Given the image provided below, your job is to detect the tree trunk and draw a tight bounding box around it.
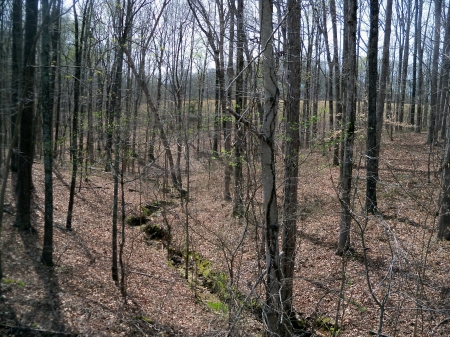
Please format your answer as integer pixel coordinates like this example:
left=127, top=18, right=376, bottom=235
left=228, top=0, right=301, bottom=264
left=260, top=0, right=282, bottom=333
left=10, top=0, right=22, bottom=173
left=41, top=0, right=54, bottom=266
left=15, top=0, right=39, bottom=231
left=280, top=0, right=301, bottom=334
left=427, top=0, right=442, bottom=144
left=437, top=1, right=450, bottom=241
left=375, top=0, right=393, bottom=175
left=397, top=1, right=412, bottom=131
left=336, top=0, right=357, bottom=255
left=365, top=0, right=379, bottom=214
left=232, top=0, right=245, bottom=217
left=66, top=0, right=87, bottom=230
left=330, top=0, right=341, bottom=166
left=410, top=0, right=419, bottom=129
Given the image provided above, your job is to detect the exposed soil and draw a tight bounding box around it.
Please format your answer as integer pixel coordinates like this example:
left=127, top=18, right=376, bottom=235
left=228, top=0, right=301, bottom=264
left=0, top=132, right=449, bottom=336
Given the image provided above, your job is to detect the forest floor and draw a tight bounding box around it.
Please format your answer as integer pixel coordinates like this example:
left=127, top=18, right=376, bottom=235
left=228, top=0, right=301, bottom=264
left=0, top=131, right=449, bottom=336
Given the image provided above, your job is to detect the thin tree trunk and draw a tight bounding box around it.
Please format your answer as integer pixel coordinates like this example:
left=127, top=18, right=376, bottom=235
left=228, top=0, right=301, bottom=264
left=410, top=0, right=419, bottom=129
left=10, top=0, right=22, bottom=173
left=330, top=0, right=341, bottom=166
left=428, top=0, right=442, bottom=144
left=416, top=0, right=425, bottom=133
left=437, top=1, right=450, bottom=241
left=375, top=0, right=393, bottom=176
left=365, top=0, right=379, bottom=214
left=41, top=0, right=54, bottom=266
left=224, top=2, right=234, bottom=202
left=233, top=0, right=245, bottom=217
left=66, top=0, right=87, bottom=230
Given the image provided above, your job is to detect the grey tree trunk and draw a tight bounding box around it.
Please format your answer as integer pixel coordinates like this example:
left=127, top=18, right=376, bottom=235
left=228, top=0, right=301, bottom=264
left=427, top=0, right=442, bottom=144
left=233, top=0, right=245, bottom=217
left=438, top=2, right=450, bottom=241
left=336, top=0, right=357, bottom=255
left=15, top=0, right=39, bottom=231
left=365, top=0, right=379, bottom=214
left=397, top=1, right=412, bottom=131
left=415, top=0, right=424, bottom=133
left=10, top=0, right=22, bottom=173
left=330, top=0, right=341, bottom=166
left=260, top=0, right=282, bottom=333
left=41, top=0, right=54, bottom=266
left=66, top=0, right=87, bottom=230
left=281, top=0, right=301, bottom=334
left=410, top=0, right=419, bottom=128
left=375, top=0, right=393, bottom=175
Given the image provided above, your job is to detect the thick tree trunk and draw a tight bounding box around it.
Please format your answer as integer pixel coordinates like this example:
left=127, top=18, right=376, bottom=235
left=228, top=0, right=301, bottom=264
left=337, top=0, right=357, bottom=255
left=260, top=0, right=282, bottom=333
left=15, top=0, right=39, bottom=231
left=280, top=0, right=301, bottom=334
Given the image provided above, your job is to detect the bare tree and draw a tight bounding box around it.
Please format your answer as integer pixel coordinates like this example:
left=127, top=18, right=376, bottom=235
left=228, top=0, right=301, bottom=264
left=41, top=0, right=55, bottom=266
left=10, top=0, right=22, bottom=173
left=15, top=0, right=39, bottom=231
left=260, top=0, right=282, bottom=333
left=365, top=0, right=379, bottom=214
left=437, top=1, right=450, bottom=241
left=280, top=0, right=301, bottom=334
left=427, top=0, right=442, bottom=145
left=336, top=0, right=357, bottom=255
left=66, top=0, right=89, bottom=230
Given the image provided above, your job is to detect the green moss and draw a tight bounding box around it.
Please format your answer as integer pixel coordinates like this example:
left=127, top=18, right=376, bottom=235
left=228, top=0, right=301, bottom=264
left=315, top=316, right=341, bottom=335
left=206, top=301, right=228, bottom=313
left=2, top=278, right=25, bottom=288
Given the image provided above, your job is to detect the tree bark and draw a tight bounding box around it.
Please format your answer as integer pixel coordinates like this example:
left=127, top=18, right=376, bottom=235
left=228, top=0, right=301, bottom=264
left=41, top=0, right=54, bottom=266
left=330, top=0, right=341, bottom=166
left=15, top=0, right=39, bottom=231
left=10, top=0, right=22, bottom=173
left=281, top=0, right=301, bottom=334
left=365, top=0, right=379, bottom=214
left=336, top=0, right=357, bottom=255
left=232, top=0, right=245, bottom=217
left=260, top=0, right=282, bottom=333
left=375, top=0, right=393, bottom=175
left=427, top=0, right=442, bottom=144
left=437, top=2, right=450, bottom=241
left=66, top=0, right=87, bottom=230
